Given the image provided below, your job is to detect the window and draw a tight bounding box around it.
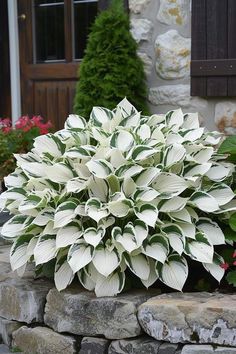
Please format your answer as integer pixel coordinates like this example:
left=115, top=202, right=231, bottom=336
left=33, top=0, right=98, bottom=63
left=191, top=0, right=236, bottom=97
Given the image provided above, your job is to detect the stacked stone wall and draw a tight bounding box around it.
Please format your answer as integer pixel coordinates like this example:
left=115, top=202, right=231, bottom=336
left=130, top=0, right=236, bottom=134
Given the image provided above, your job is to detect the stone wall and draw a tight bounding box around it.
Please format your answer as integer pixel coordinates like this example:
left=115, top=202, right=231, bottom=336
left=129, top=0, right=236, bottom=134
left=0, top=245, right=235, bottom=354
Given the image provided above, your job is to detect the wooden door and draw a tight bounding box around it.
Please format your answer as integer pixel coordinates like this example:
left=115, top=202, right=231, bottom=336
left=18, top=0, right=98, bottom=130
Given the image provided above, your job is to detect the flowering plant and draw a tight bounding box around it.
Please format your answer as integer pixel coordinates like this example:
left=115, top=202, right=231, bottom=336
left=0, top=116, right=52, bottom=182
left=0, top=99, right=235, bottom=297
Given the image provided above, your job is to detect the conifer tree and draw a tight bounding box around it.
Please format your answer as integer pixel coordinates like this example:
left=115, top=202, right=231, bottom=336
left=73, top=0, right=149, bottom=118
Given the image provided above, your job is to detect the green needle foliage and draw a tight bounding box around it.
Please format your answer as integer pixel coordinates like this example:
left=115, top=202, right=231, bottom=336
left=73, top=0, right=150, bottom=118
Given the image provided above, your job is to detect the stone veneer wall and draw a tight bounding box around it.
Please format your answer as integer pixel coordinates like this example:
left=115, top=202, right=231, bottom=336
left=129, top=0, right=236, bottom=135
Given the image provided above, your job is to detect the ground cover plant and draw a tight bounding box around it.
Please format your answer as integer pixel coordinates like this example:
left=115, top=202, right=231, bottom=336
left=0, top=98, right=235, bottom=297
left=73, top=0, right=149, bottom=117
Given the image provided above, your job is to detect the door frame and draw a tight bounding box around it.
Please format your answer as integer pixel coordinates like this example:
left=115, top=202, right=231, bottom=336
left=7, top=0, right=21, bottom=124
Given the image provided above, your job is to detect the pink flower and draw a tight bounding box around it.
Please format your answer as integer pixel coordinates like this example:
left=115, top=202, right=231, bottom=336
left=233, top=251, right=236, bottom=258
left=233, top=261, right=236, bottom=266
left=220, top=263, right=229, bottom=270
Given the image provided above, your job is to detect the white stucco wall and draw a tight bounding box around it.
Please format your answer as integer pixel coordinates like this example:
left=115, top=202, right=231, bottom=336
left=129, top=0, right=236, bottom=134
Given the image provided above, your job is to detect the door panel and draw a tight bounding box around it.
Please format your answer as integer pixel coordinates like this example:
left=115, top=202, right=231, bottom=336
left=18, top=0, right=98, bottom=130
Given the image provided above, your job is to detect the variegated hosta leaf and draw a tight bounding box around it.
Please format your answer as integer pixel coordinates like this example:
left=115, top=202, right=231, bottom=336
left=142, top=234, right=168, bottom=263
left=124, top=253, right=150, bottom=280
left=34, top=234, right=57, bottom=265
left=10, top=234, right=33, bottom=271
left=163, top=143, right=186, bottom=168
left=206, top=163, right=233, bottom=182
left=68, top=242, right=94, bottom=273
left=162, top=224, right=185, bottom=256
left=92, top=246, right=120, bottom=277
left=115, top=163, right=143, bottom=179
left=86, top=159, right=113, bottom=179
left=141, top=258, right=159, bottom=288
left=203, top=253, right=225, bottom=283
left=207, top=184, right=235, bottom=206
left=108, top=197, right=133, bottom=218
left=133, top=187, right=159, bottom=202
left=129, top=145, right=157, bottom=161
left=94, top=270, right=125, bottom=297
left=90, top=106, right=114, bottom=128
left=122, top=177, right=136, bottom=197
left=1, top=215, right=31, bottom=239
left=56, top=221, right=82, bottom=249
left=4, top=172, right=27, bottom=189
left=83, top=227, right=105, bottom=247
left=159, top=196, right=187, bottom=213
left=135, top=203, right=158, bottom=228
left=196, top=218, right=225, bottom=245
left=65, top=114, right=86, bottom=129
left=166, top=109, right=184, bottom=129
left=54, top=201, right=78, bottom=228
left=54, top=253, right=74, bottom=291
left=157, top=254, right=188, bottom=291
left=85, top=198, right=109, bottom=222
left=110, top=130, right=134, bottom=152
left=33, top=134, right=65, bottom=158
left=46, top=163, right=74, bottom=183
left=185, top=233, right=213, bottom=263
left=134, top=167, right=160, bottom=187
left=88, top=176, right=108, bottom=202
left=189, top=191, right=219, bottom=212
left=66, top=177, right=89, bottom=193
left=152, top=173, right=189, bottom=197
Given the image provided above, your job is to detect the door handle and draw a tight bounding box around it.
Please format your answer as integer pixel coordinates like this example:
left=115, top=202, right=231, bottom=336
left=18, top=14, right=26, bottom=21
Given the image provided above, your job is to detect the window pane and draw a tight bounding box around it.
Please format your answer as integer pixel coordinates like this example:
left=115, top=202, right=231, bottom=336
left=73, top=0, right=98, bottom=59
left=33, top=0, right=65, bottom=62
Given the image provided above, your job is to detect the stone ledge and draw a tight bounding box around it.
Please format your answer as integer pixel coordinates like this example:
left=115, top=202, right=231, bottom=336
left=138, top=292, right=236, bottom=347
left=12, top=326, right=78, bottom=354
left=0, top=317, right=22, bottom=347
left=44, top=287, right=160, bottom=339
left=0, top=278, right=52, bottom=323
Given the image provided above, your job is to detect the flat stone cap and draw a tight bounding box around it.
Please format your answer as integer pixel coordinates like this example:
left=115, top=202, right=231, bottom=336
left=138, top=292, right=236, bottom=346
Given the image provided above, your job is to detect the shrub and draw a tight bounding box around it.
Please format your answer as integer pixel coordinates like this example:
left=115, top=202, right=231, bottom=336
left=217, top=136, right=236, bottom=287
left=73, top=0, right=149, bottom=118
left=1, top=99, right=235, bottom=297
left=0, top=116, right=52, bottom=182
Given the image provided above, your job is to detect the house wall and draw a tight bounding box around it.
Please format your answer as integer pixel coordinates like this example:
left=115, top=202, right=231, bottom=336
left=129, top=0, right=236, bottom=135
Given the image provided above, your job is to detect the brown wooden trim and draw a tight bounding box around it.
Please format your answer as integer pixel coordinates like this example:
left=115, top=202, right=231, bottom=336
left=64, top=0, right=73, bottom=62
left=191, top=59, right=236, bottom=76
left=23, top=62, right=79, bottom=80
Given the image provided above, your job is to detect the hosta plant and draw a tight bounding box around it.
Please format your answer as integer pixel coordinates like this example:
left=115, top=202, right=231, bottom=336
left=1, top=99, right=235, bottom=297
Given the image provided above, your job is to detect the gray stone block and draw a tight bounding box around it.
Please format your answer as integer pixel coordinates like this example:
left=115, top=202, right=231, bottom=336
left=0, top=278, right=52, bottom=323
left=79, top=337, right=109, bottom=354
left=138, top=292, right=236, bottom=347
left=108, top=336, right=161, bottom=354
left=181, top=345, right=214, bottom=354
left=0, top=317, right=22, bottom=346
left=12, top=326, right=77, bottom=354
left=158, top=342, right=179, bottom=354
left=181, top=345, right=236, bottom=354
left=44, top=287, right=160, bottom=339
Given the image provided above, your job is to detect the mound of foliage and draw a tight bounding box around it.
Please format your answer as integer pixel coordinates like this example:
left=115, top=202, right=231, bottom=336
left=73, top=0, right=149, bottom=118
left=1, top=99, right=235, bottom=297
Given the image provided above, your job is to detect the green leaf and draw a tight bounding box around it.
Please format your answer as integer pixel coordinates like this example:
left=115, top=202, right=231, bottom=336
left=218, top=136, right=236, bottom=154
left=229, top=213, right=236, bottom=232
left=226, top=270, right=236, bottom=287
